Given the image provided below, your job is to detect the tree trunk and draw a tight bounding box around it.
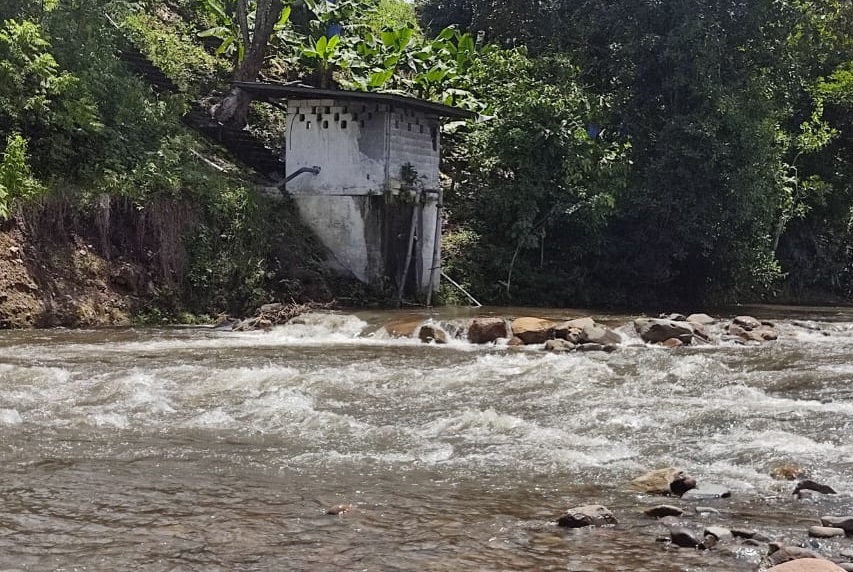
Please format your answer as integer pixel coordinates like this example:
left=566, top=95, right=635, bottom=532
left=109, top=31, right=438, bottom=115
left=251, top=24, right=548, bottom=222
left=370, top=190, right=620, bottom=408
left=213, top=0, right=283, bottom=127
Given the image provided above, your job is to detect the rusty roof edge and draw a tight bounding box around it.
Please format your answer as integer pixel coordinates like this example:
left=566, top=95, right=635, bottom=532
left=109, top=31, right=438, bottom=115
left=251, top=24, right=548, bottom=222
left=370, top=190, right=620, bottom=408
left=233, top=81, right=476, bottom=119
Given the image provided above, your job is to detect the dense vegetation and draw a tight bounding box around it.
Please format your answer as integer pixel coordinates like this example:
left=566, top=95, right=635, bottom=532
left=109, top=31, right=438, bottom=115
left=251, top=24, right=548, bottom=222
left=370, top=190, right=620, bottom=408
left=1, top=0, right=852, bottom=315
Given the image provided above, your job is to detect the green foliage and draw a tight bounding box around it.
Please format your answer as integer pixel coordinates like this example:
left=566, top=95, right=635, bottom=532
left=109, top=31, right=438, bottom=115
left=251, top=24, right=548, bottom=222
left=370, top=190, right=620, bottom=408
left=357, top=0, right=419, bottom=36
left=0, top=133, right=45, bottom=219
left=123, top=11, right=229, bottom=95
left=0, top=17, right=101, bottom=176
left=443, top=49, right=627, bottom=303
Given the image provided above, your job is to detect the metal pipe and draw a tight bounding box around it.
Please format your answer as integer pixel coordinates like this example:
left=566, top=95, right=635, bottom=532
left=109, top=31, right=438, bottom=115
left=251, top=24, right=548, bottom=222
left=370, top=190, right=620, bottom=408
left=441, top=271, right=482, bottom=307
left=281, top=166, right=321, bottom=186
left=425, top=187, right=443, bottom=307
left=396, top=196, right=420, bottom=308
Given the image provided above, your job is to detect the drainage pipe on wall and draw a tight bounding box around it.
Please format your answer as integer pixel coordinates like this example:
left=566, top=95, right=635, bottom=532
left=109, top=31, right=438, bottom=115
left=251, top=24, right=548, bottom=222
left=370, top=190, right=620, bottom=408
left=425, top=187, right=443, bottom=307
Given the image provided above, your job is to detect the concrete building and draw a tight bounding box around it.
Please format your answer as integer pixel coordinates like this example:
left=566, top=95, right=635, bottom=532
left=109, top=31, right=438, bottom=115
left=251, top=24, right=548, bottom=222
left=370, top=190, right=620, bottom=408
left=236, top=83, right=473, bottom=300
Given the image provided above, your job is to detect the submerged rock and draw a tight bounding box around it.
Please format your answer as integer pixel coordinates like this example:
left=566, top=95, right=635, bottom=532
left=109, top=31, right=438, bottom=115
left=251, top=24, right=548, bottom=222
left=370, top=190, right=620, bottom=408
left=643, top=504, right=684, bottom=518
left=544, top=339, right=575, bottom=352
left=326, top=504, right=352, bottom=515
left=681, top=483, right=731, bottom=500
left=670, top=527, right=705, bottom=549
left=556, top=504, right=617, bottom=528
left=511, top=317, right=556, bottom=345
left=770, top=463, right=808, bottom=481
left=467, top=317, right=508, bottom=344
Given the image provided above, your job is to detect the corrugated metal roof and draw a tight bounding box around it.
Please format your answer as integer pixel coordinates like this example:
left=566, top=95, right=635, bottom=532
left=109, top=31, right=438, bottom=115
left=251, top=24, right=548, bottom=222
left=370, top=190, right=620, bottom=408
left=233, top=82, right=476, bottom=119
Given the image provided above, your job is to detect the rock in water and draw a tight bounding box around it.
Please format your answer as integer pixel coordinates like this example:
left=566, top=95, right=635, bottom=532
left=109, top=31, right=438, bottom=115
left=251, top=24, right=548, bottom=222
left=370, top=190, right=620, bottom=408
left=733, top=315, right=762, bottom=330
left=704, top=526, right=733, bottom=541
left=418, top=324, right=448, bottom=344
left=511, top=317, right=556, bottom=345
left=634, top=318, right=695, bottom=344
left=467, top=317, right=508, bottom=344
left=820, top=516, right=853, bottom=534
left=808, top=526, right=845, bottom=538
left=681, top=483, right=731, bottom=500
left=644, top=505, right=684, bottom=518
left=544, top=339, right=575, bottom=352
left=770, top=463, right=808, bottom=481
left=763, top=545, right=825, bottom=568
left=326, top=504, right=352, bottom=515
left=793, top=480, right=837, bottom=495
left=763, top=559, right=845, bottom=572
left=670, top=527, right=705, bottom=549
left=686, top=313, right=716, bottom=325
left=630, top=468, right=697, bottom=496
left=556, top=505, right=617, bottom=528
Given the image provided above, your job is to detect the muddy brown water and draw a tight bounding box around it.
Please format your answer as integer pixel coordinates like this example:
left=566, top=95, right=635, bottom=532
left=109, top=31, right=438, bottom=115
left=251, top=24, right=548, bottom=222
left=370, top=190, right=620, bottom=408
left=1, top=307, right=852, bottom=570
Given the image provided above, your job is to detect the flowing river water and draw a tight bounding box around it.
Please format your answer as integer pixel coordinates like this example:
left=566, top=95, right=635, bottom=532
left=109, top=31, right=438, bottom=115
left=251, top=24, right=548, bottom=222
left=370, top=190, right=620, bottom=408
left=1, top=306, right=852, bottom=571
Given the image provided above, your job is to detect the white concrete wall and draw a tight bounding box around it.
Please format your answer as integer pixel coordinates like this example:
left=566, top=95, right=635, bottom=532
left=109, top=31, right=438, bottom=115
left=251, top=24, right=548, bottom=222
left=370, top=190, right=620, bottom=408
left=283, top=97, right=443, bottom=295
left=285, top=99, right=387, bottom=196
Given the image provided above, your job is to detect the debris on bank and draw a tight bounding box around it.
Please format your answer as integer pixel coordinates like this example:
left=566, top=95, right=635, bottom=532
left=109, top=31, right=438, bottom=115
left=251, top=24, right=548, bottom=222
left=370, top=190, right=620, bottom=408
left=213, top=301, right=333, bottom=332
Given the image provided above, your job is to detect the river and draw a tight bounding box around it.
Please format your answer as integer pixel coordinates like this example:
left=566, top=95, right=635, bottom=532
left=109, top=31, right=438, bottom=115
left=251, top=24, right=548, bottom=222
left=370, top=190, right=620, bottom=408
left=0, top=307, right=852, bottom=571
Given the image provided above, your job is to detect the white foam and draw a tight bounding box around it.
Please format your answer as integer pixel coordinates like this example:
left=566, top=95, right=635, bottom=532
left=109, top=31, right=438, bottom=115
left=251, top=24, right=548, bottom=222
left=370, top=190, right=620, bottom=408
left=0, top=408, right=22, bottom=425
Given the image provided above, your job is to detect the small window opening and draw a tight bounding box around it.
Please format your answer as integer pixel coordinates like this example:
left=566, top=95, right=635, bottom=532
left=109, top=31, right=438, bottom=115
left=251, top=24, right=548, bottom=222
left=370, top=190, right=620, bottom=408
left=322, top=120, right=329, bottom=129
left=299, top=114, right=306, bottom=122
left=341, top=120, right=348, bottom=129
left=334, top=112, right=340, bottom=122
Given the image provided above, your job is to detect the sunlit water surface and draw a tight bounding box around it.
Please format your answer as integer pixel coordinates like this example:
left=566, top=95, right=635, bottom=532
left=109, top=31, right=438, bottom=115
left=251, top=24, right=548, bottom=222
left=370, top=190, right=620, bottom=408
left=1, top=307, right=852, bottom=571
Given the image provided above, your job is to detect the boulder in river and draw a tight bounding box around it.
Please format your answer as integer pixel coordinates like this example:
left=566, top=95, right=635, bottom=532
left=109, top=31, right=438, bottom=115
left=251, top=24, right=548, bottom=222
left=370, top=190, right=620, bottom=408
left=556, top=504, right=617, bottom=528
left=634, top=318, right=695, bottom=344
left=630, top=468, right=697, bottom=496
left=418, top=324, right=448, bottom=344
left=820, top=516, right=853, bottom=535
left=511, top=317, right=556, bottom=345
left=687, top=313, right=716, bottom=326
left=467, top=318, right=508, bottom=344
left=555, top=317, right=595, bottom=341
left=794, top=480, right=837, bottom=496
left=660, top=338, right=684, bottom=348
left=763, top=559, right=845, bottom=572
left=733, top=315, right=763, bottom=330
left=808, top=526, right=845, bottom=538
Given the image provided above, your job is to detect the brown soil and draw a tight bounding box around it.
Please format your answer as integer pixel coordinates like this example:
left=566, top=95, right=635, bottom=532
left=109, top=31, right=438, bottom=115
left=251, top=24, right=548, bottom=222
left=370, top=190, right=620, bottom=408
left=0, top=218, right=140, bottom=329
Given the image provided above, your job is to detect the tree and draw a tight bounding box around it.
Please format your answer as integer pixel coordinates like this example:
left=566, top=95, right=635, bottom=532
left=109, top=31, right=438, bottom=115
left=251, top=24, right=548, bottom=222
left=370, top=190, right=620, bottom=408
left=206, top=0, right=285, bottom=126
